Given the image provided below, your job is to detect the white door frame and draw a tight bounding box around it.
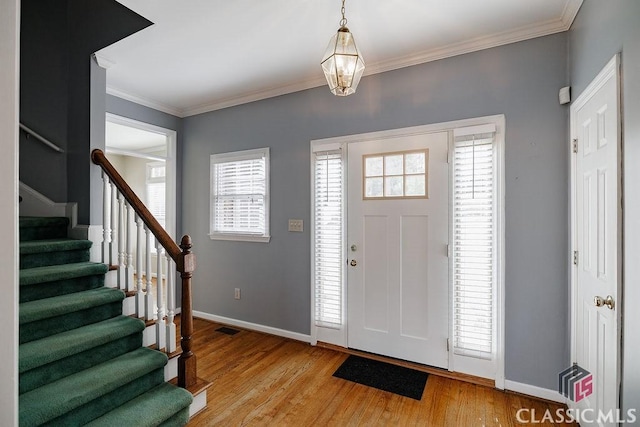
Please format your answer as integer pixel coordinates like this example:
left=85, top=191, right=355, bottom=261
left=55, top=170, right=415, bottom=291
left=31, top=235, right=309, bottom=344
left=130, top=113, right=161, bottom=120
left=310, top=115, right=505, bottom=386
left=105, top=113, right=178, bottom=240
left=569, top=54, right=622, bottom=412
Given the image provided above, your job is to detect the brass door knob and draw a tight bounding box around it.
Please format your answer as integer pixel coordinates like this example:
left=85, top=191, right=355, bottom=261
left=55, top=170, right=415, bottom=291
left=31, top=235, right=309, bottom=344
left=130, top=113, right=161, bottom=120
left=350, top=259, right=357, bottom=267
left=594, top=295, right=615, bottom=310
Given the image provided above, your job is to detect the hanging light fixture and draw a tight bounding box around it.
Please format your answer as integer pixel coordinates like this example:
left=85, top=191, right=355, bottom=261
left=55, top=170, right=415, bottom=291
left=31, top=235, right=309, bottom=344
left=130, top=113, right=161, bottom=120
left=321, top=0, right=365, bottom=96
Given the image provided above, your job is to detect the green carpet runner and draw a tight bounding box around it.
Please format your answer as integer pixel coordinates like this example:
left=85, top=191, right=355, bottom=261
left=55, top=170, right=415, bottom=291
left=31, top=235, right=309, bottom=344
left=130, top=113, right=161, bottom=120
left=19, top=216, right=192, bottom=426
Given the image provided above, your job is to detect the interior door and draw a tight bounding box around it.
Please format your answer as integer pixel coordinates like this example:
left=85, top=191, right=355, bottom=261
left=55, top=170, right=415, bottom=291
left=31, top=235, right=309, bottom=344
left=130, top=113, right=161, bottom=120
left=347, top=131, right=449, bottom=367
left=572, top=56, right=620, bottom=426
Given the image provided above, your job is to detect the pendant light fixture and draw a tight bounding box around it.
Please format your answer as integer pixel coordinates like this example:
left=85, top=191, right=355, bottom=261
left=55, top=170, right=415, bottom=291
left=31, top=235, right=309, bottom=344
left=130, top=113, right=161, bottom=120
left=321, top=0, right=365, bottom=96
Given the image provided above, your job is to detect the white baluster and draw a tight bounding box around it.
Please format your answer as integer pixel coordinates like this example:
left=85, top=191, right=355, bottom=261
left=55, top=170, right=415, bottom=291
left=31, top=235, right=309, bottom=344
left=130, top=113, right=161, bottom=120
left=156, top=242, right=166, bottom=350
left=101, top=173, right=112, bottom=265
left=110, top=184, right=118, bottom=267
left=125, top=202, right=134, bottom=292
left=165, top=256, right=177, bottom=353
left=117, top=193, right=126, bottom=290
left=145, top=226, right=155, bottom=322
left=135, top=215, right=144, bottom=318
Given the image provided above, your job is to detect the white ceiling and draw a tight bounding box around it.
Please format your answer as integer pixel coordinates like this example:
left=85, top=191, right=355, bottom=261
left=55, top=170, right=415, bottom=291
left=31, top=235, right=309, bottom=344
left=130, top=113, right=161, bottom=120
left=98, top=0, right=582, bottom=117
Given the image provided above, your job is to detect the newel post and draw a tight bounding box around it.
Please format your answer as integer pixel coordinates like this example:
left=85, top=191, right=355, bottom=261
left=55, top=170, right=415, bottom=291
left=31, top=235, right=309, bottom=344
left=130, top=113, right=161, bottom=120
left=178, top=235, right=197, bottom=388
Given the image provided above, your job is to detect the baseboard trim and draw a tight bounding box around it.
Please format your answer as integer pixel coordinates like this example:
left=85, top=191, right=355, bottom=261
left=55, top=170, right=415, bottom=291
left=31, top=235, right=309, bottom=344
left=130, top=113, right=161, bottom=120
left=192, top=311, right=311, bottom=343
left=504, top=380, right=566, bottom=404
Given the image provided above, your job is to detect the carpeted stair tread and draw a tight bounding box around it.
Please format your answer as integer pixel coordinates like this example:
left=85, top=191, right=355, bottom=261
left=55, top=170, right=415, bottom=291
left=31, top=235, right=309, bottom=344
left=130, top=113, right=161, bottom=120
left=19, top=287, right=124, bottom=325
left=85, top=382, right=193, bottom=427
left=20, top=316, right=145, bottom=373
left=19, top=217, right=69, bottom=242
left=20, top=238, right=92, bottom=254
left=19, top=347, right=169, bottom=427
left=20, top=262, right=108, bottom=286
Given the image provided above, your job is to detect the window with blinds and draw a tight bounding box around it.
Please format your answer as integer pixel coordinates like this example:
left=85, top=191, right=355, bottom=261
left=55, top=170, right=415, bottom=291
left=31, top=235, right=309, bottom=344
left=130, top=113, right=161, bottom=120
left=210, top=148, right=270, bottom=242
left=452, top=126, right=496, bottom=360
left=313, top=150, right=343, bottom=328
left=146, top=162, right=166, bottom=228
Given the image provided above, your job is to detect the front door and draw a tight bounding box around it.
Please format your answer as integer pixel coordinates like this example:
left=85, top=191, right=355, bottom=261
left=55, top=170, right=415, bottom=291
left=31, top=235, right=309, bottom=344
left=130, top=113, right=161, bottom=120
left=347, top=131, right=449, bottom=367
left=572, top=55, right=620, bottom=426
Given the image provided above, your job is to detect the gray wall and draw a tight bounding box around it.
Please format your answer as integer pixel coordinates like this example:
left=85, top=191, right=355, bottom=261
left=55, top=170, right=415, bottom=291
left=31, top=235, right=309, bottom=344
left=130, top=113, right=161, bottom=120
left=568, top=0, right=640, bottom=417
left=182, top=33, right=570, bottom=390
left=19, top=0, right=151, bottom=224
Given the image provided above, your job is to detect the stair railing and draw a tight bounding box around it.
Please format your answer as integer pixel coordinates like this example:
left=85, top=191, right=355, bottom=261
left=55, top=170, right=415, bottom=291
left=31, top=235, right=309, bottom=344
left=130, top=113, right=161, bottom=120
left=91, top=149, right=196, bottom=389
left=19, top=122, right=65, bottom=153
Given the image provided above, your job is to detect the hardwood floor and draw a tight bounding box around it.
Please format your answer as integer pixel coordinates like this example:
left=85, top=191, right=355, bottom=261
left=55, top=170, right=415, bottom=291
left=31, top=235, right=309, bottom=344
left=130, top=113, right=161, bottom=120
left=186, top=318, right=575, bottom=426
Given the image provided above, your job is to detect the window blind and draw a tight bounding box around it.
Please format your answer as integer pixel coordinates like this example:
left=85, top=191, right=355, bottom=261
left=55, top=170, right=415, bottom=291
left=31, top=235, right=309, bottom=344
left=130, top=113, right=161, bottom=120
left=314, top=150, right=343, bottom=328
left=452, top=131, right=495, bottom=359
left=146, top=162, right=166, bottom=228
left=212, top=154, right=266, bottom=235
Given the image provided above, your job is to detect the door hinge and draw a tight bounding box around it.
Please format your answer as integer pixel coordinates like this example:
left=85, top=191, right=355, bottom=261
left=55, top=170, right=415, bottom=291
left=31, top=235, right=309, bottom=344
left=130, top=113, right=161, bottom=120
left=572, top=138, right=578, bottom=154
left=573, top=250, right=579, bottom=266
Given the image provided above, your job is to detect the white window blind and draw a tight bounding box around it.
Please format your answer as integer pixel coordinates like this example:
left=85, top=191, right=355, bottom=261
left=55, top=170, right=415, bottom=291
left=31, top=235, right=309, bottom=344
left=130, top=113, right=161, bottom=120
left=146, top=162, right=166, bottom=228
left=210, top=148, right=270, bottom=241
left=314, top=150, right=343, bottom=327
left=452, top=130, right=495, bottom=360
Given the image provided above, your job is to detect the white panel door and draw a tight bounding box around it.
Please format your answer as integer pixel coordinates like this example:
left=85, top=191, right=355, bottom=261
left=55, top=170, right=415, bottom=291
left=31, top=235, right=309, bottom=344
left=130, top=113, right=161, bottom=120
left=347, top=132, right=449, bottom=367
left=572, top=56, right=620, bottom=426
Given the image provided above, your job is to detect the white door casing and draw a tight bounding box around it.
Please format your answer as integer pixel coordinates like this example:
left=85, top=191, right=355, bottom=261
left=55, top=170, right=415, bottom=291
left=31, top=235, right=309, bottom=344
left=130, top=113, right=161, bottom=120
left=347, top=131, right=449, bottom=367
left=571, top=55, right=621, bottom=425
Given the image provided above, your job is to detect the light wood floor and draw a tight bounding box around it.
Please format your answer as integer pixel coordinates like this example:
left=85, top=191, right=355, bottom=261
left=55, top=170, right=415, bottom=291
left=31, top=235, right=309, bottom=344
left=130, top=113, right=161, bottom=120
left=186, top=318, right=575, bottom=426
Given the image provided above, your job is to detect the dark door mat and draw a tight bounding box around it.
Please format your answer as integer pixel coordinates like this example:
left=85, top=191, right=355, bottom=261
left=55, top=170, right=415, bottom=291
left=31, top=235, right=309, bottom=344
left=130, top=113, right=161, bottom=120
left=333, top=355, right=428, bottom=400
left=216, top=326, right=240, bottom=335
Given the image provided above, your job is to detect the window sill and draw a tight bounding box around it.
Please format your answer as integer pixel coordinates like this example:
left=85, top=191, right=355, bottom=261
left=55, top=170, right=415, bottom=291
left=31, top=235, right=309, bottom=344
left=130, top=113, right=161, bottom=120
left=209, top=233, right=271, bottom=243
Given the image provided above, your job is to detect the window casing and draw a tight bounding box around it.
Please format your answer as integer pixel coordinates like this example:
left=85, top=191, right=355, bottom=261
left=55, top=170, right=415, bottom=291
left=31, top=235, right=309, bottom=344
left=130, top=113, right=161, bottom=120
left=210, top=148, right=270, bottom=242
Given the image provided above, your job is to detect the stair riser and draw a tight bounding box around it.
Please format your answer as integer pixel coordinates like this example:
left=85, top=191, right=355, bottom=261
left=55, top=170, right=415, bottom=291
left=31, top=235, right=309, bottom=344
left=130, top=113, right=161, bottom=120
left=20, top=275, right=106, bottom=303
left=20, top=302, right=122, bottom=344
left=158, top=408, right=190, bottom=427
left=20, top=333, right=143, bottom=394
left=20, top=249, right=90, bottom=269
left=42, top=369, right=165, bottom=427
left=20, top=225, right=68, bottom=242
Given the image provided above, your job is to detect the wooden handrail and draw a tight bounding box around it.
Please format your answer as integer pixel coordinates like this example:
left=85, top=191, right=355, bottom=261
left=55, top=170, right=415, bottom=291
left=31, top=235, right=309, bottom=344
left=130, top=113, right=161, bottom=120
left=91, top=148, right=197, bottom=388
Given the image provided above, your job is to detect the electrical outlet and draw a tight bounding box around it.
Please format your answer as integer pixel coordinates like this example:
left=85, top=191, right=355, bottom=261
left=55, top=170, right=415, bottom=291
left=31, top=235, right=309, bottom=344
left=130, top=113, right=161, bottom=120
left=288, top=219, right=303, bottom=232
left=234, top=288, right=241, bottom=300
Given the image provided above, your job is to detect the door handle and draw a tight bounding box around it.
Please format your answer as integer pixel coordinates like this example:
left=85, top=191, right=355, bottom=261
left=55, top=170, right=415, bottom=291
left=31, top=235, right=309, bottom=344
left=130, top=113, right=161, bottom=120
left=350, top=259, right=357, bottom=267
left=594, top=295, right=615, bottom=310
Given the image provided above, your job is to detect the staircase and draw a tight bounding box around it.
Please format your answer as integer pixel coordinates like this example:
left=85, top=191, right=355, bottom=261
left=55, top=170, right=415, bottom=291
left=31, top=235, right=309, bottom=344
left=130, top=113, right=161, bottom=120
left=19, top=216, right=193, bottom=426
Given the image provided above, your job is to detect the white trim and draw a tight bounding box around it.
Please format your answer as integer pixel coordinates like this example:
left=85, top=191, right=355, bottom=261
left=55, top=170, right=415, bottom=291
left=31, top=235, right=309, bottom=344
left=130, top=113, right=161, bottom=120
left=193, top=311, right=312, bottom=343
left=106, top=86, right=183, bottom=118
left=107, top=1, right=583, bottom=117
left=504, top=380, right=567, bottom=404
left=19, top=181, right=72, bottom=218
left=105, top=147, right=166, bottom=162
left=92, top=52, right=116, bottom=70
left=105, top=114, right=178, bottom=243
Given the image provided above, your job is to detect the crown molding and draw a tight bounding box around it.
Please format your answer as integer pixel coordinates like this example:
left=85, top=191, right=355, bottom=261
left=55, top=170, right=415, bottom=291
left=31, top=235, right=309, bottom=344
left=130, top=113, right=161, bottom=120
left=108, top=0, right=584, bottom=117
left=106, top=86, right=184, bottom=117
left=93, top=53, right=116, bottom=70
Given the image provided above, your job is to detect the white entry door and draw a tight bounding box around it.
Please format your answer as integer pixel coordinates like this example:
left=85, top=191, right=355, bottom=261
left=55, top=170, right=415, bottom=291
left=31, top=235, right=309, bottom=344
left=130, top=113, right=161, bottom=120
left=347, top=131, right=449, bottom=368
left=571, top=55, right=620, bottom=425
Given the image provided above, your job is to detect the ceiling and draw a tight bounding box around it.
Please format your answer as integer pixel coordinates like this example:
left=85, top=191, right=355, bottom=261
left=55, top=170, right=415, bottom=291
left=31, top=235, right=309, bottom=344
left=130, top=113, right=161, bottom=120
left=105, top=121, right=167, bottom=152
left=97, top=0, right=582, bottom=118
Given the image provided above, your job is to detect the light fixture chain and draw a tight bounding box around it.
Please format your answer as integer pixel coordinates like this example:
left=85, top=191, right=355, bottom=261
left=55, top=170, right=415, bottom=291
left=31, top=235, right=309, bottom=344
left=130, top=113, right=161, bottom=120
left=340, top=0, right=347, bottom=27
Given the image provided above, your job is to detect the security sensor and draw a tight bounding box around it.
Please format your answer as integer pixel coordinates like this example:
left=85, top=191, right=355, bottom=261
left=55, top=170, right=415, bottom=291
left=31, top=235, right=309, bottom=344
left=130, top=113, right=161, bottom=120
left=559, top=86, right=571, bottom=105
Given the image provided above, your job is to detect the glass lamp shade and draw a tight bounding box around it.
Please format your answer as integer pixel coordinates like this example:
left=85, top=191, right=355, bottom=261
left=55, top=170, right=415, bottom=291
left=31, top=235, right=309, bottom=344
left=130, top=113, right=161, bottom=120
left=321, top=27, right=365, bottom=96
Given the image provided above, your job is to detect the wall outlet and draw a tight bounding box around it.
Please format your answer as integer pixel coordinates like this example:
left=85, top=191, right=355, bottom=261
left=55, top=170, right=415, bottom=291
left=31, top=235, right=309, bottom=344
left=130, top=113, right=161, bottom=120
left=288, top=219, right=303, bottom=232
left=234, top=288, right=241, bottom=300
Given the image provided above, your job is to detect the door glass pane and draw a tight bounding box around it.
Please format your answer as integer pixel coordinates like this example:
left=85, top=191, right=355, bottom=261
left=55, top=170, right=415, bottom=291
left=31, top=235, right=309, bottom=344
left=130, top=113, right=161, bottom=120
left=385, top=155, right=403, bottom=175
left=365, top=177, right=383, bottom=197
left=405, top=175, right=425, bottom=196
left=384, top=176, right=403, bottom=197
left=365, top=156, right=383, bottom=177
left=405, top=152, right=425, bottom=174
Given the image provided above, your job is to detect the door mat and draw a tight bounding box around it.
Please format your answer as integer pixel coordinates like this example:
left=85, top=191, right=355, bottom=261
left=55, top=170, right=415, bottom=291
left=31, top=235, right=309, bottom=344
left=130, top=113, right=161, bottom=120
left=333, top=355, right=428, bottom=400
left=215, top=326, right=240, bottom=335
